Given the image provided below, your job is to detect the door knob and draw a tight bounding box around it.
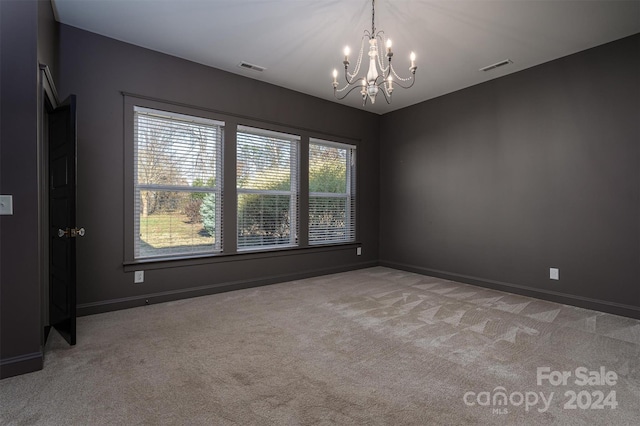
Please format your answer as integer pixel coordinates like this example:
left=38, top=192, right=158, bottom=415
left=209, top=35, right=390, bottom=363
left=58, top=228, right=85, bottom=238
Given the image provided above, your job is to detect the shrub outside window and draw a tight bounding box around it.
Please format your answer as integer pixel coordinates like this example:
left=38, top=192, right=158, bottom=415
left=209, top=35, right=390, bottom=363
left=309, top=139, right=356, bottom=244
left=236, top=126, right=299, bottom=250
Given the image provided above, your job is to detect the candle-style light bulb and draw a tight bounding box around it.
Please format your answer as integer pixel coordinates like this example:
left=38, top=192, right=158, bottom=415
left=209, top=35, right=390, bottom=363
left=332, top=69, right=338, bottom=85
left=387, top=75, right=393, bottom=90
left=344, top=46, right=351, bottom=62
left=410, top=52, right=416, bottom=68
left=386, top=39, right=392, bottom=54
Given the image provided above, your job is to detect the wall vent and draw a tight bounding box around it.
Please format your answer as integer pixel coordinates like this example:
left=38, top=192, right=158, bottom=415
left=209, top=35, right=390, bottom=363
left=479, top=59, right=512, bottom=72
left=238, top=62, right=266, bottom=72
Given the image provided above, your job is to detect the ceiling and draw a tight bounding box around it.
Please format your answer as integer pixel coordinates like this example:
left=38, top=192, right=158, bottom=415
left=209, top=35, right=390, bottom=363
left=52, top=0, right=640, bottom=114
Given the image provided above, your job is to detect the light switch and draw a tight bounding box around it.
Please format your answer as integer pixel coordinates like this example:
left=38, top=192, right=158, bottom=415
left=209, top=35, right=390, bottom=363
left=550, top=268, right=559, bottom=280
left=0, top=195, right=13, bottom=215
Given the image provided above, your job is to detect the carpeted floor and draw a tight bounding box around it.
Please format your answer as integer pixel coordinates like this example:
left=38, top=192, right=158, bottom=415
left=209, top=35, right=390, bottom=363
left=1, top=267, right=639, bottom=425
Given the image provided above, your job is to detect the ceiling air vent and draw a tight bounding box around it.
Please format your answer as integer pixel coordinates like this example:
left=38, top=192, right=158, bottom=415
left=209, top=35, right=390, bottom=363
left=238, top=62, right=266, bottom=72
left=479, top=59, right=512, bottom=72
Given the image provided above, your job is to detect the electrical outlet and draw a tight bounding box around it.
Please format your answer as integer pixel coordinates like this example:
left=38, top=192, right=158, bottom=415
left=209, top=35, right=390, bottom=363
left=0, top=195, right=13, bottom=215
left=550, top=268, right=559, bottom=280
left=134, top=270, right=144, bottom=283
left=356, top=247, right=362, bottom=256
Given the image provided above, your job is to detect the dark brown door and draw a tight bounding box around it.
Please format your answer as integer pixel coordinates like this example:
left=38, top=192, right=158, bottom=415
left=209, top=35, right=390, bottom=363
left=48, top=95, right=78, bottom=346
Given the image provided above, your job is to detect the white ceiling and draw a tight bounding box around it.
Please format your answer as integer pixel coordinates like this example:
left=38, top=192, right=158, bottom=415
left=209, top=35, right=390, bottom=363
left=52, top=0, right=640, bottom=114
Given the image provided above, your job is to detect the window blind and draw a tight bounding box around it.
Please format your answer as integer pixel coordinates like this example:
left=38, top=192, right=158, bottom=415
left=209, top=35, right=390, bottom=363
left=134, top=106, right=223, bottom=258
left=309, top=139, right=356, bottom=244
left=237, top=126, right=299, bottom=249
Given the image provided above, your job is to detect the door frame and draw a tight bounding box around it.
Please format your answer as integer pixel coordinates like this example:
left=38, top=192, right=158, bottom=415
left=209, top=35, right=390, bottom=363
left=38, top=64, right=59, bottom=346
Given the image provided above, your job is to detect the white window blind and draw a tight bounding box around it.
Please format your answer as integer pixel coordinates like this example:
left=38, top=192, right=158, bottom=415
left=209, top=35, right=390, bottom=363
left=237, top=126, right=299, bottom=249
left=309, top=139, right=356, bottom=244
left=134, top=106, right=223, bottom=258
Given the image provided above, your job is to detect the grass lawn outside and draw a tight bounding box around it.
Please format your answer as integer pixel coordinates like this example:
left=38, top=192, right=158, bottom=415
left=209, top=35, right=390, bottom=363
left=139, top=212, right=214, bottom=255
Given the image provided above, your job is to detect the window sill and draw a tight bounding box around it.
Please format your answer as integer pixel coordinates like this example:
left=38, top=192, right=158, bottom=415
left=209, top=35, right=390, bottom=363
left=123, top=242, right=360, bottom=272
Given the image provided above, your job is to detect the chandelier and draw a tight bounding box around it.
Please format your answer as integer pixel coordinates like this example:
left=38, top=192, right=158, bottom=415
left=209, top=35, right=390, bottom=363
left=332, top=0, right=417, bottom=106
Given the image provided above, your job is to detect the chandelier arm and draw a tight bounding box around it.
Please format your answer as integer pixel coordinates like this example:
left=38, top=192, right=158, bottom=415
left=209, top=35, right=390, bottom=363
left=375, top=80, right=392, bottom=104
left=344, top=67, right=359, bottom=86
left=374, top=74, right=386, bottom=86
left=334, top=83, right=368, bottom=101
left=334, top=83, right=351, bottom=93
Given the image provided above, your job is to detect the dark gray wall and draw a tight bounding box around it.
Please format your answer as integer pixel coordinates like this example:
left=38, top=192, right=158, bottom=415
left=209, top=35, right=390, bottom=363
left=57, top=25, right=380, bottom=314
left=0, top=0, right=44, bottom=378
left=37, top=0, right=59, bottom=83
left=380, top=34, right=640, bottom=318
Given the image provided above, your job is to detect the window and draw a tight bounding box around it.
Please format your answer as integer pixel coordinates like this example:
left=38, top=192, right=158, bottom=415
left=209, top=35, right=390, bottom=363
left=309, top=139, right=356, bottom=244
left=134, top=107, right=223, bottom=258
left=237, top=126, right=299, bottom=250
left=127, top=97, right=358, bottom=263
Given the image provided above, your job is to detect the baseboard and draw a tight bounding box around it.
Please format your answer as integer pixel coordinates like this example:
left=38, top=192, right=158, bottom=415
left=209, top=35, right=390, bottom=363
left=0, top=351, right=43, bottom=380
left=380, top=260, right=640, bottom=319
left=78, top=260, right=378, bottom=316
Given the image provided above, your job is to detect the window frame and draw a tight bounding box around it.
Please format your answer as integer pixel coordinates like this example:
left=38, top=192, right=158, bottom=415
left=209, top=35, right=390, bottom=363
left=236, top=125, right=300, bottom=251
left=123, top=94, right=360, bottom=266
left=133, top=106, right=225, bottom=259
left=308, top=138, right=357, bottom=245
left=124, top=96, right=227, bottom=262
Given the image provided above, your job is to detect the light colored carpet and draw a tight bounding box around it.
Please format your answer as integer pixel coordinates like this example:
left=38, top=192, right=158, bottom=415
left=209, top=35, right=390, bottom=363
left=1, top=267, right=639, bottom=425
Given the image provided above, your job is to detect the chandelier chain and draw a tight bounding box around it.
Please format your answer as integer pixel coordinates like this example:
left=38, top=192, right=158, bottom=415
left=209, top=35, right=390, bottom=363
left=347, top=37, right=366, bottom=81
left=376, top=35, right=390, bottom=74
left=371, top=0, right=376, bottom=35
left=391, top=65, right=414, bottom=82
